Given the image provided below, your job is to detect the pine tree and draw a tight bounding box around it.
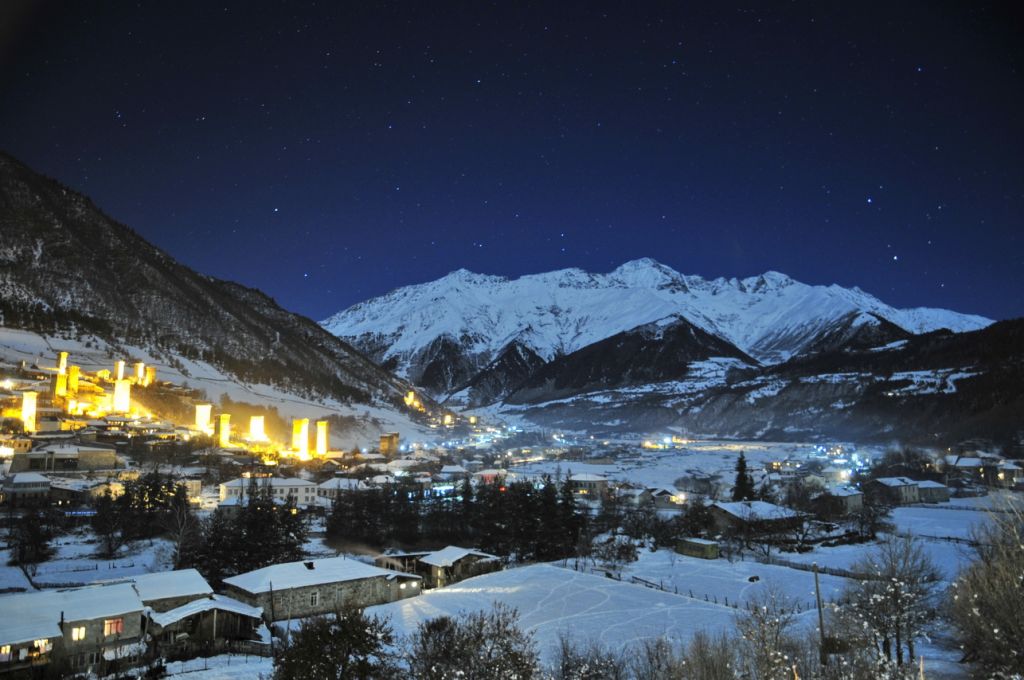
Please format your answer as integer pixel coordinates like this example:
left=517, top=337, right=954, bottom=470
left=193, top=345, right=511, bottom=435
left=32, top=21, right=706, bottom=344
left=732, top=452, right=755, bottom=501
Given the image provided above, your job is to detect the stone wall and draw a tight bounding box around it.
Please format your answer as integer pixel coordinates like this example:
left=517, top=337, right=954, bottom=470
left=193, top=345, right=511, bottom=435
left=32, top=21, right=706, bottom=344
left=225, top=575, right=420, bottom=621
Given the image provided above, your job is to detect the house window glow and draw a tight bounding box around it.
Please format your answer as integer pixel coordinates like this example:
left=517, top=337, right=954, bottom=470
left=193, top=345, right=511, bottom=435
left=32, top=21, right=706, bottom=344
left=103, top=619, right=123, bottom=636
left=0, top=645, right=10, bottom=661
left=72, top=626, right=86, bottom=641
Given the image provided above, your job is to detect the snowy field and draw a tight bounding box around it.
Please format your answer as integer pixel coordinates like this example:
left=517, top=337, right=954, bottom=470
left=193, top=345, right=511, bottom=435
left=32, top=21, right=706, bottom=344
left=891, top=506, right=987, bottom=541
left=620, top=548, right=850, bottom=610
left=161, top=655, right=272, bottom=680
left=370, top=563, right=745, bottom=663
left=28, top=533, right=175, bottom=587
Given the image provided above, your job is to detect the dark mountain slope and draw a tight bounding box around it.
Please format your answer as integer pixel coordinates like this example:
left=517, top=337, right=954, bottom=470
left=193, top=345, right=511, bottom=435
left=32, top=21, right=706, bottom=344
left=0, top=152, right=414, bottom=407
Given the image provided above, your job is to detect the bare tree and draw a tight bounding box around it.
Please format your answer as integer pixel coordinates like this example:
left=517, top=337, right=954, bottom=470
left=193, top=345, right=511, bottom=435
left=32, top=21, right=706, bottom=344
left=950, top=500, right=1024, bottom=676
left=734, top=584, right=801, bottom=680
left=842, top=535, right=938, bottom=667
left=551, top=634, right=628, bottom=680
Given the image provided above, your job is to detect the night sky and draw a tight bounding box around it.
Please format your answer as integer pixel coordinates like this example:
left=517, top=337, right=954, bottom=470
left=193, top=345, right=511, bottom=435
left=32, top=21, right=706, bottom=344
left=1, top=2, right=1022, bottom=321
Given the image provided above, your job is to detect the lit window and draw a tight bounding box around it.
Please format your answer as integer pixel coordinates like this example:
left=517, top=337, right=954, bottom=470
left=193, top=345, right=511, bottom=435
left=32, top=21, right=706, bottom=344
left=71, top=626, right=86, bottom=641
left=0, top=645, right=10, bottom=661
left=103, top=619, right=123, bottom=636
left=309, top=591, right=319, bottom=607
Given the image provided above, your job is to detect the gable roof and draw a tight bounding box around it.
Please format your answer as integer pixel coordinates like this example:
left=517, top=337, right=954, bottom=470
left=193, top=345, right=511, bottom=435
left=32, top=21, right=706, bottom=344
left=149, top=594, right=262, bottom=628
left=711, top=501, right=800, bottom=521
left=125, top=569, right=212, bottom=603
left=0, top=583, right=143, bottom=646
left=223, top=556, right=419, bottom=594
left=873, top=476, right=917, bottom=487
left=419, top=546, right=498, bottom=568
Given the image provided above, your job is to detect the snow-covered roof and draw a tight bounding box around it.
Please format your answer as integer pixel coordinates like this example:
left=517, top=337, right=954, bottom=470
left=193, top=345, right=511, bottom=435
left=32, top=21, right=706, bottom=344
left=825, top=486, right=862, bottom=497
left=440, top=465, right=468, bottom=474
left=223, top=556, right=419, bottom=594
left=711, top=501, right=800, bottom=521
left=952, top=458, right=983, bottom=468
left=681, top=537, right=718, bottom=546
left=126, top=569, right=212, bottom=603
left=474, top=468, right=507, bottom=476
left=318, top=477, right=367, bottom=491
left=221, top=477, right=316, bottom=489
left=6, top=472, right=50, bottom=484
left=149, top=594, right=262, bottom=628
left=419, top=546, right=497, bottom=568
left=914, top=480, right=948, bottom=489
left=570, top=473, right=607, bottom=482
left=0, top=583, right=142, bottom=646
left=999, top=462, right=1023, bottom=471
left=873, top=476, right=917, bottom=487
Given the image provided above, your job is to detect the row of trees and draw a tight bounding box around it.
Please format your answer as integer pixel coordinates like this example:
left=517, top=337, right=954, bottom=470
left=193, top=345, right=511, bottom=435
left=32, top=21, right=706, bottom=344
left=326, top=477, right=588, bottom=561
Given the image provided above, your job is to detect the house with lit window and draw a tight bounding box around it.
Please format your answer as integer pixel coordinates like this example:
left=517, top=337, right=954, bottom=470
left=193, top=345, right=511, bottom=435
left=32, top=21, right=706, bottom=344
left=222, top=556, right=421, bottom=621
left=0, top=582, right=144, bottom=676
left=569, top=473, right=609, bottom=498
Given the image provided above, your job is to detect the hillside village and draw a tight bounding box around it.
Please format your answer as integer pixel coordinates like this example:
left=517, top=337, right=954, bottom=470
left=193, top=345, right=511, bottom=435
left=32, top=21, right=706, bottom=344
left=1, top=350, right=1022, bottom=678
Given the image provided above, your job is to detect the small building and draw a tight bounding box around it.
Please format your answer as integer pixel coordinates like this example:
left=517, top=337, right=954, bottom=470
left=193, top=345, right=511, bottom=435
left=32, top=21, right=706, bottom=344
left=379, top=432, right=400, bottom=456
left=9, top=442, right=118, bottom=473
left=813, top=486, right=864, bottom=516
left=914, top=480, right=950, bottom=503
left=569, top=473, right=609, bottom=498
left=2, top=472, right=51, bottom=506
left=438, top=464, right=469, bottom=480
left=222, top=556, right=421, bottom=621
left=647, top=486, right=686, bottom=509
left=0, top=582, right=144, bottom=676
left=675, top=537, right=720, bottom=560
left=865, top=477, right=920, bottom=505
left=709, top=501, right=803, bottom=534
left=995, top=462, right=1024, bottom=489
left=317, top=477, right=369, bottom=500
left=418, top=546, right=500, bottom=588
left=219, top=477, right=318, bottom=507
left=149, top=594, right=263, bottom=646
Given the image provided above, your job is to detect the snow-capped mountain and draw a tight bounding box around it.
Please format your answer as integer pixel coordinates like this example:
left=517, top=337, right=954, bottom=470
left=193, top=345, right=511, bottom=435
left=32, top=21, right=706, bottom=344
left=322, top=258, right=991, bottom=402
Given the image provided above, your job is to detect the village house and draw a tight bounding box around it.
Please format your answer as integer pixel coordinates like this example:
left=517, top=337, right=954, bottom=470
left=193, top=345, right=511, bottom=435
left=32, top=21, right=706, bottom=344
left=1, top=472, right=51, bottom=506
left=219, top=477, right=317, bottom=507
left=417, top=546, right=500, bottom=588
left=709, top=500, right=803, bottom=535
left=915, top=479, right=951, bottom=503
left=569, top=473, right=609, bottom=498
left=675, top=537, right=720, bottom=560
left=118, top=569, right=214, bottom=612
left=222, top=556, right=421, bottom=621
left=317, top=476, right=369, bottom=501
left=995, top=461, right=1024, bottom=488
left=813, top=486, right=864, bottom=517
left=148, top=595, right=263, bottom=647
left=647, top=486, right=686, bottom=509
left=865, top=477, right=920, bottom=505
left=0, top=583, right=145, bottom=677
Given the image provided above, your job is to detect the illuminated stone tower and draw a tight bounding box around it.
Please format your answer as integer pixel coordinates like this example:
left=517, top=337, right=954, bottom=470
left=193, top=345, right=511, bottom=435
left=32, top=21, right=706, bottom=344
left=134, top=362, right=146, bottom=384
left=57, top=351, right=68, bottom=375
left=315, top=420, right=329, bottom=456
left=144, top=366, right=156, bottom=386
left=249, top=415, right=268, bottom=442
left=115, top=360, right=125, bottom=381
left=292, top=418, right=310, bottom=457
left=218, top=414, right=231, bottom=448
left=21, top=391, right=37, bottom=433
left=195, top=404, right=213, bottom=435
left=112, top=379, right=131, bottom=413
left=68, top=365, right=80, bottom=394
left=51, top=373, right=68, bottom=398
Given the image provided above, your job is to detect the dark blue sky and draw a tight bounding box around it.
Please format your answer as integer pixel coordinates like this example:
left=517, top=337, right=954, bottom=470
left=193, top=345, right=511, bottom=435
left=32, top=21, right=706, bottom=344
left=1, top=1, right=1022, bottom=321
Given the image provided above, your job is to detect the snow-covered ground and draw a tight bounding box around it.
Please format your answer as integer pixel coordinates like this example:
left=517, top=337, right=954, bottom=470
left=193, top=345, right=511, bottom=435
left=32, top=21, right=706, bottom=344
left=161, top=654, right=272, bottom=680
left=619, top=548, right=849, bottom=610
left=370, top=562, right=742, bottom=663
left=27, top=532, right=175, bottom=587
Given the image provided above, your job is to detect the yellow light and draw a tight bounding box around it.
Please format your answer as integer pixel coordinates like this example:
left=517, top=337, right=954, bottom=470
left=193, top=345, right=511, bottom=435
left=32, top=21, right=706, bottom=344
left=57, top=351, right=68, bottom=375
left=249, top=415, right=268, bottom=442
left=443, top=414, right=453, bottom=426
left=315, top=420, right=328, bottom=456
left=112, top=380, right=131, bottom=413
left=292, top=418, right=309, bottom=457
left=195, top=404, right=213, bottom=434
left=134, top=362, right=146, bottom=383
left=21, top=392, right=37, bottom=433
left=218, top=413, right=231, bottom=448
left=114, top=360, right=125, bottom=381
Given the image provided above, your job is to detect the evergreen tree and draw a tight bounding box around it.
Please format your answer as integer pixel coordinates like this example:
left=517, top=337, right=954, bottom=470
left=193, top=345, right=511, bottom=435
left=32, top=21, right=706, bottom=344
left=732, top=452, right=755, bottom=501
left=9, top=509, right=55, bottom=567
